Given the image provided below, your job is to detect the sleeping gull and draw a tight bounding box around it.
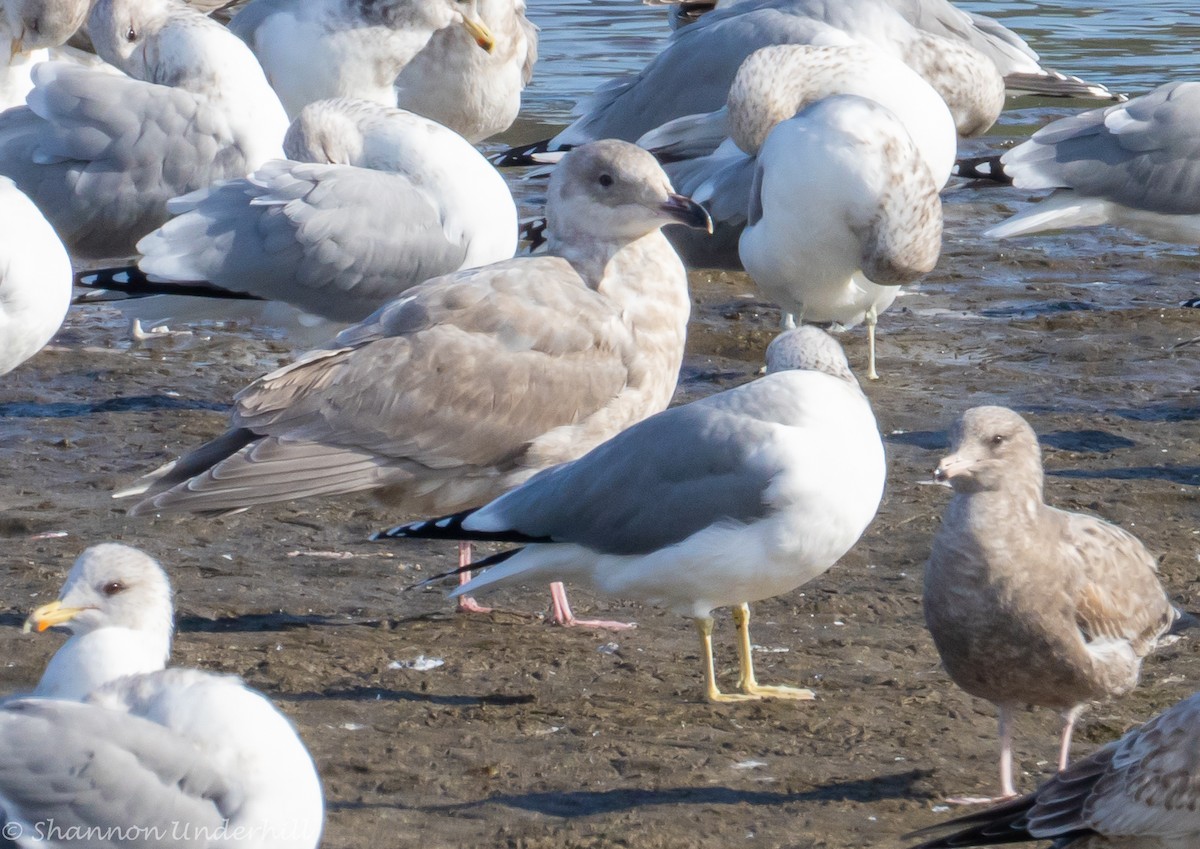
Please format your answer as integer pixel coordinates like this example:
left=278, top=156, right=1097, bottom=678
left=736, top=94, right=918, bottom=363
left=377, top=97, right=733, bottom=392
left=394, top=0, right=537, bottom=142
left=925, top=406, right=1183, bottom=803
left=908, top=690, right=1200, bottom=848
left=0, top=177, right=71, bottom=376
left=985, top=81, right=1200, bottom=244
left=24, top=543, right=172, bottom=701
left=497, top=0, right=1003, bottom=164
left=0, top=668, right=324, bottom=849
left=0, top=0, right=91, bottom=110
left=229, top=0, right=496, bottom=120
left=738, top=93, right=943, bottom=380
left=650, top=0, right=1119, bottom=101
left=638, top=42, right=955, bottom=269
left=86, top=98, right=517, bottom=342
left=116, top=140, right=711, bottom=628
left=375, top=327, right=886, bottom=703
left=0, top=0, right=289, bottom=260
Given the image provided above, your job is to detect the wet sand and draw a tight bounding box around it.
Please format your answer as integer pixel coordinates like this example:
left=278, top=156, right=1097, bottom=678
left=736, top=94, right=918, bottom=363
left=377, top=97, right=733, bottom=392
left=2, top=181, right=1200, bottom=849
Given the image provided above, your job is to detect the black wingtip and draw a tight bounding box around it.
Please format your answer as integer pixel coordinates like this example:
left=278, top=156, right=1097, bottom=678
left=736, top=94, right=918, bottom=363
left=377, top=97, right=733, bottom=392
left=74, top=268, right=265, bottom=302
left=491, top=139, right=569, bottom=167
left=519, top=217, right=548, bottom=252
left=952, top=154, right=1010, bottom=184
left=372, top=509, right=554, bottom=545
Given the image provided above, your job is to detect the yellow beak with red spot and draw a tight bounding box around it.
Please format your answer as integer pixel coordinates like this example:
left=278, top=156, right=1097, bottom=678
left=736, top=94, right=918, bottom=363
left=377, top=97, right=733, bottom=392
left=23, top=600, right=88, bottom=634
left=460, top=13, right=495, bottom=53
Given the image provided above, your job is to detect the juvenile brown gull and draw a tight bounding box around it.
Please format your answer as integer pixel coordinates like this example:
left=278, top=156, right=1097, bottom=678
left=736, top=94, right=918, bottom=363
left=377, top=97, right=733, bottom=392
left=925, top=406, right=1182, bottom=803
left=376, top=327, right=885, bottom=703
left=116, top=140, right=710, bottom=629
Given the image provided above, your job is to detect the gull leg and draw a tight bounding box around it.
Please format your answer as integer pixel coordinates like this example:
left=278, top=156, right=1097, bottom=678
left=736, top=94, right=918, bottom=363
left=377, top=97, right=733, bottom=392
left=781, top=311, right=797, bottom=331
left=695, top=617, right=757, bottom=703
left=455, top=542, right=493, bottom=614
left=865, top=308, right=880, bottom=381
left=732, top=603, right=814, bottom=700
left=947, top=703, right=1020, bottom=805
left=1058, top=705, right=1085, bottom=771
left=548, top=582, right=636, bottom=630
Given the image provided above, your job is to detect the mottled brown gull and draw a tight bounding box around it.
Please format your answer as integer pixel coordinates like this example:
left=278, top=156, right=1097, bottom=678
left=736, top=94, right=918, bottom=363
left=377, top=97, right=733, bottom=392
left=925, top=406, right=1182, bottom=802
left=0, top=0, right=289, bottom=260
left=738, top=93, right=943, bottom=380
left=639, top=42, right=955, bottom=269
left=909, top=689, right=1200, bottom=848
left=117, top=139, right=711, bottom=628
left=24, top=543, right=173, bottom=701
left=376, top=327, right=885, bottom=703
left=986, top=81, right=1200, bottom=244
left=0, top=669, right=324, bottom=849
left=229, top=0, right=496, bottom=120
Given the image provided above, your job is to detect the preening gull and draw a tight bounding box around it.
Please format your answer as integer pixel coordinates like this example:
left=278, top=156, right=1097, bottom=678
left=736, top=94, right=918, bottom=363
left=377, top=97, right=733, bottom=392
left=394, top=0, right=537, bottom=142
left=24, top=543, right=172, bottom=701
left=985, top=81, right=1200, bottom=244
left=117, top=140, right=710, bottom=628
left=639, top=42, right=955, bottom=269
left=230, top=0, right=496, bottom=120
left=498, top=0, right=1003, bottom=163
left=91, top=98, right=517, bottom=342
left=738, top=94, right=943, bottom=380
left=0, top=177, right=71, bottom=376
left=925, top=406, right=1182, bottom=802
left=0, top=668, right=324, bottom=849
left=651, top=0, right=1120, bottom=101
left=376, top=327, right=886, bottom=703
left=908, top=690, right=1200, bottom=848
left=0, top=0, right=289, bottom=260
left=0, top=0, right=91, bottom=110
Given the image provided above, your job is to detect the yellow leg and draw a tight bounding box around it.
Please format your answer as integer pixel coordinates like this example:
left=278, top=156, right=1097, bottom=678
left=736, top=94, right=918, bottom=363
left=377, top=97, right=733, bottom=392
left=866, top=310, right=880, bottom=381
left=733, top=603, right=815, bottom=700
left=695, top=617, right=758, bottom=703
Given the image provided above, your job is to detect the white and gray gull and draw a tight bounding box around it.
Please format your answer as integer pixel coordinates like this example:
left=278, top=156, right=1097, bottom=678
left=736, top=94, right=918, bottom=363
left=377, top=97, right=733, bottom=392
left=925, top=406, right=1183, bottom=803
left=116, top=139, right=711, bottom=629
left=377, top=327, right=886, bottom=703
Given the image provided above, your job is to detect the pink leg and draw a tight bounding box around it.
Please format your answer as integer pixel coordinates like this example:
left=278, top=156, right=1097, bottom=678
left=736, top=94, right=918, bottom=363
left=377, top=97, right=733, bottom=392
left=455, top=542, right=493, bottom=615
left=946, top=704, right=1019, bottom=806
left=1058, top=705, right=1084, bottom=771
left=548, top=582, right=636, bottom=630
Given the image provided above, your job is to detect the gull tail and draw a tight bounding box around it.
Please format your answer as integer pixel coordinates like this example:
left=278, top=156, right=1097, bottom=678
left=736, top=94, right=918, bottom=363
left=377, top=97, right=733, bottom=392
left=1004, top=70, right=1126, bottom=102
left=953, top=154, right=1009, bottom=183
left=491, top=139, right=571, bottom=167
left=74, top=267, right=263, bottom=303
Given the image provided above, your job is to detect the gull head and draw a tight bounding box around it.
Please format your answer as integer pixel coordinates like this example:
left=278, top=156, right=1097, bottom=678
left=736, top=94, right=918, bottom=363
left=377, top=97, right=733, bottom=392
left=4, top=0, right=89, bottom=52
left=24, top=543, right=174, bottom=639
left=547, top=139, right=711, bottom=244
left=765, top=326, right=857, bottom=385
left=935, top=406, right=1042, bottom=496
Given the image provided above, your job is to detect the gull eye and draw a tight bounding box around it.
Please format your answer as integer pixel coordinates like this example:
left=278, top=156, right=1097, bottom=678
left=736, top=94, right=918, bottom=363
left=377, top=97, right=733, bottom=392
left=598, top=173, right=614, bottom=187
left=991, top=434, right=1005, bottom=446
left=126, top=25, right=137, bottom=42
left=102, top=580, right=126, bottom=596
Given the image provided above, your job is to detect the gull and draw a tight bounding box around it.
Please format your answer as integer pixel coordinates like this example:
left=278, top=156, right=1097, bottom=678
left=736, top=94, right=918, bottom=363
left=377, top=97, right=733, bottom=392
left=925, top=406, right=1183, bottom=803
left=496, top=0, right=1004, bottom=164
left=647, top=0, right=1119, bottom=101
left=0, top=0, right=289, bottom=260
left=0, top=668, right=324, bottom=849
left=638, top=42, right=956, bottom=269
left=908, top=690, right=1200, bottom=848
left=116, top=140, right=711, bottom=628
left=738, top=94, right=943, bottom=380
left=23, top=543, right=172, bottom=701
left=0, top=177, right=70, bottom=376
left=0, top=0, right=91, bottom=110
left=84, top=98, right=517, bottom=343
left=985, top=81, right=1200, bottom=244
left=229, top=0, right=496, bottom=120
left=394, top=0, right=537, bottom=142
left=375, top=327, right=886, bottom=703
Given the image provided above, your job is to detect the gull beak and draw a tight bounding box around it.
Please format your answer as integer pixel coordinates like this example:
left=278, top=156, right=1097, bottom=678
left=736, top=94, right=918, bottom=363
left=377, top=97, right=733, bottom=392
left=660, top=193, right=713, bottom=233
left=23, top=600, right=86, bottom=634
left=9, top=35, right=22, bottom=60
left=933, top=453, right=968, bottom=484
left=460, top=14, right=495, bottom=53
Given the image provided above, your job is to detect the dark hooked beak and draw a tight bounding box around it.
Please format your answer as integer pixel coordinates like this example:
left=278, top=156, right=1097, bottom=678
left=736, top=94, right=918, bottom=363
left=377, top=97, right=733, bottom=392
left=660, top=193, right=713, bottom=233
